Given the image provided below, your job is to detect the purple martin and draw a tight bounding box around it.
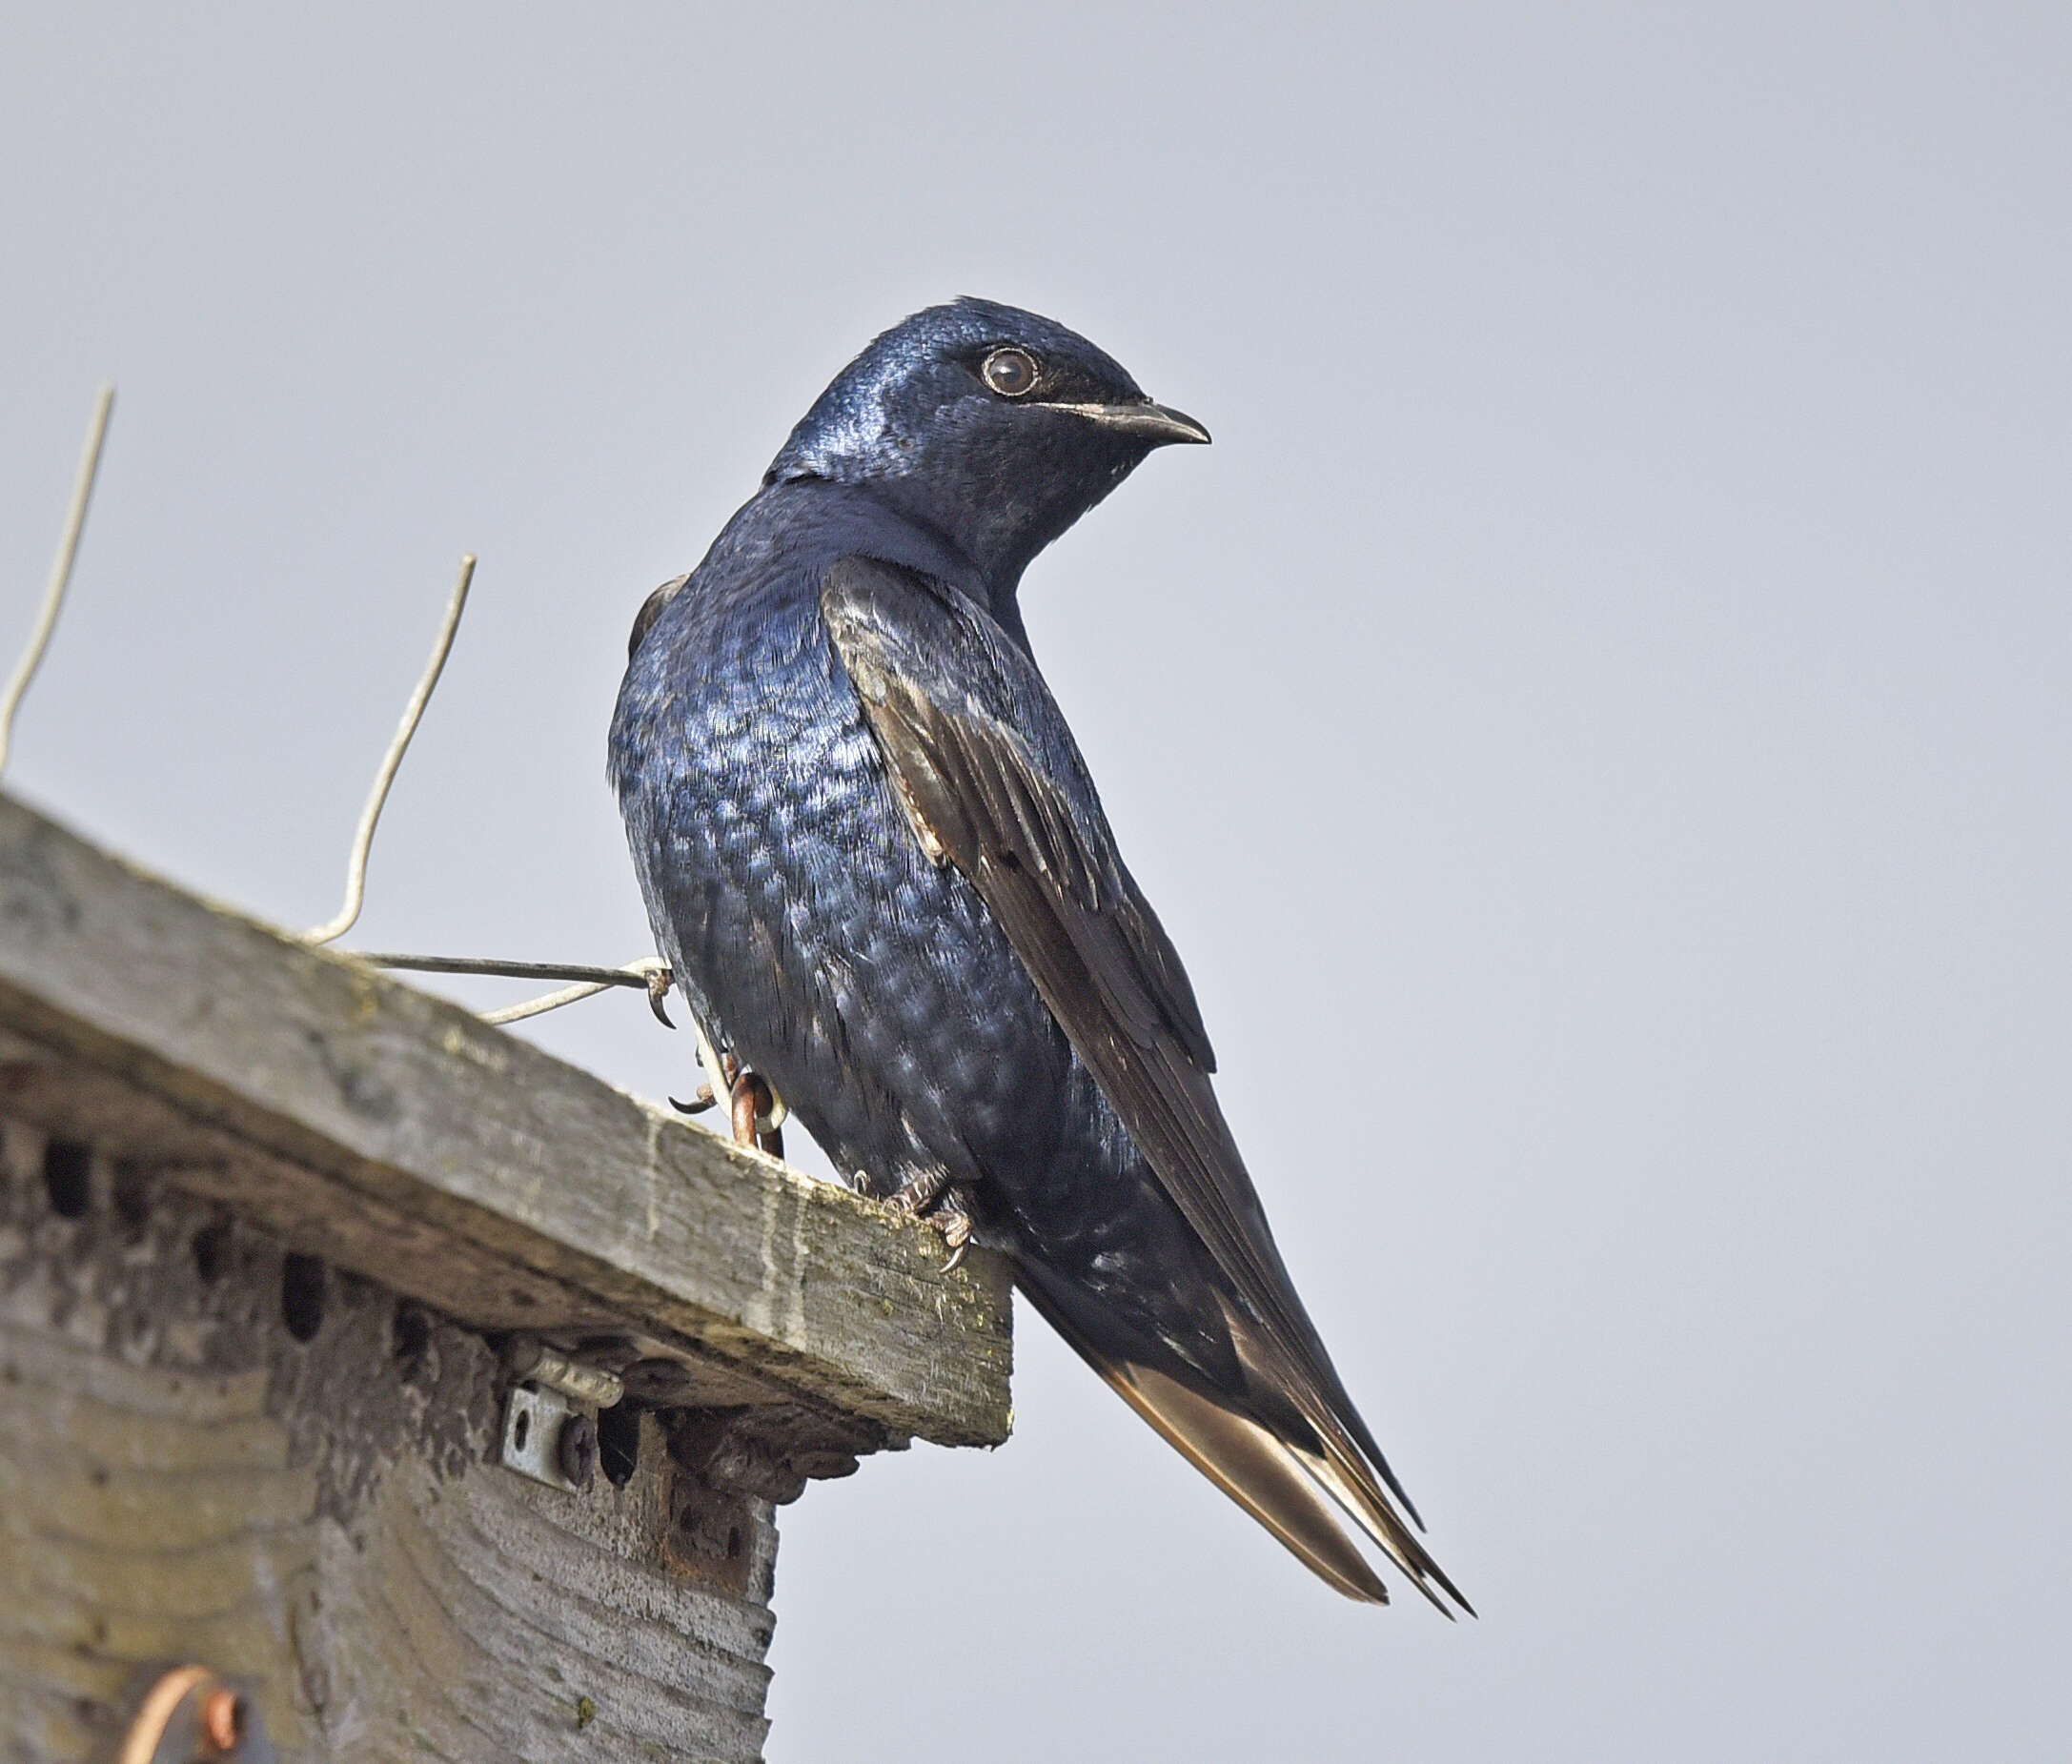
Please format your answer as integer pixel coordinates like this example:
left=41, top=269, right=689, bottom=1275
left=609, top=298, right=1469, bottom=1611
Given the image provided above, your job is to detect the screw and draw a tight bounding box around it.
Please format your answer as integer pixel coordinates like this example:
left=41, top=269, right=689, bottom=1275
left=559, top=1411, right=599, bottom=1489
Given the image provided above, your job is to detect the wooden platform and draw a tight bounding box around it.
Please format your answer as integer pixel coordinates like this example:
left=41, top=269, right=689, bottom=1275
left=0, top=793, right=1012, bottom=1761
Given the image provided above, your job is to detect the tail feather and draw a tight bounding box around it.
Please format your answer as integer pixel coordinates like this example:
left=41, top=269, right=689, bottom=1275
left=1213, top=1293, right=1476, bottom=1617
left=1097, top=1355, right=1391, bottom=1603
left=1022, top=1274, right=1473, bottom=1614
left=1293, top=1440, right=1473, bottom=1617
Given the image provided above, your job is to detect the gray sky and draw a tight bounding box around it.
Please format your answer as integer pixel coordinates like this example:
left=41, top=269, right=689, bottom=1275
left=5, top=5, right=2067, bottom=1759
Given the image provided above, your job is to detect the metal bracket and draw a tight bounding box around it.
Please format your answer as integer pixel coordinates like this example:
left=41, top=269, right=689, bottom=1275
left=499, top=1338, right=619, bottom=1493
left=501, top=1384, right=582, bottom=1491
left=502, top=1335, right=624, bottom=1408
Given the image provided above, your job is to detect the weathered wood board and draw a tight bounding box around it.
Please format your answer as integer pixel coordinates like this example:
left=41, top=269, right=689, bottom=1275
left=0, top=792, right=1010, bottom=1446
left=0, top=793, right=1016, bottom=1760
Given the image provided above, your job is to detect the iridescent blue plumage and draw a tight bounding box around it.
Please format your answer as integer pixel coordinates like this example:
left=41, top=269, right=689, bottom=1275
left=608, top=298, right=1468, bottom=1612
left=613, top=481, right=1092, bottom=1219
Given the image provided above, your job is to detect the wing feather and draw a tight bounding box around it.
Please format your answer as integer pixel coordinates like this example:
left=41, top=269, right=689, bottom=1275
left=823, top=556, right=1468, bottom=1613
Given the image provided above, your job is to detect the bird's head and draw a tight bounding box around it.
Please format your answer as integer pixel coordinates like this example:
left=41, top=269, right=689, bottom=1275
left=766, top=296, right=1209, bottom=587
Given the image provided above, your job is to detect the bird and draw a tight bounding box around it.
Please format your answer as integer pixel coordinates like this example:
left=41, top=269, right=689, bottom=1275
left=609, top=296, right=1469, bottom=1612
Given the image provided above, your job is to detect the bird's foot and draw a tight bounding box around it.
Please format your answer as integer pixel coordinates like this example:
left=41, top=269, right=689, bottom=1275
left=669, top=1085, right=716, bottom=1116
left=727, top=1068, right=785, bottom=1158
left=644, top=965, right=677, bottom=1028
left=850, top=1169, right=879, bottom=1199
left=888, top=1171, right=974, bottom=1271
left=933, top=1204, right=974, bottom=1273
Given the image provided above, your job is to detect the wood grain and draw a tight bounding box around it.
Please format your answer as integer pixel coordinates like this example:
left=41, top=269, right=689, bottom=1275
left=0, top=1122, right=782, bottom=1761
left=0, top=792, right=1010, bottom=1450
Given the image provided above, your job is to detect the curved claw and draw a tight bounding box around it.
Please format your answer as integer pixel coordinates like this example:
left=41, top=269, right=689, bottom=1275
left=645, top=967, right=676, bottom=1028
left=941, top=1238, right=968, bottom=1274
left=669, top=1087, right=716, bottom=1116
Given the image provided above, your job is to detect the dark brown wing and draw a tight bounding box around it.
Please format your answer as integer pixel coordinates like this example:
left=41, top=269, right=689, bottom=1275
left=629, top=572, right=690, bottom=659
left=822, top=556, right=1470, bottom=1614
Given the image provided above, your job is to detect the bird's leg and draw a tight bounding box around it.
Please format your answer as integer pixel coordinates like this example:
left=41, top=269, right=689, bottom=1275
left=888, top=1166, right=950, bottom=1216
left=727, top=1076, right=756, bottom=1146
left=727, top=1067, right=785, bottom=1158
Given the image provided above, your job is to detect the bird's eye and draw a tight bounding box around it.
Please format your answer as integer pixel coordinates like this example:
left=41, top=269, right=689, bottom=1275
left=981, top=347, right=1040, bottom=397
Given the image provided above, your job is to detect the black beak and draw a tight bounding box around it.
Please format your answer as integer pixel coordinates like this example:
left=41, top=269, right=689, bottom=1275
left=1052, top=399, right=1212, bottom=446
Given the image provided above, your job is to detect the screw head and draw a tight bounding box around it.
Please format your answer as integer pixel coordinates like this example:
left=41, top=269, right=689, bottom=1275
left=559, top=1411, right=599, bottom=1489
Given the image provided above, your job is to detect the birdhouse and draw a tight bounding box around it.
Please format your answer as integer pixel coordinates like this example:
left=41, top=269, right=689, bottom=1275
left=0, top=793, right=1011, bottom=1761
